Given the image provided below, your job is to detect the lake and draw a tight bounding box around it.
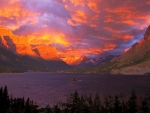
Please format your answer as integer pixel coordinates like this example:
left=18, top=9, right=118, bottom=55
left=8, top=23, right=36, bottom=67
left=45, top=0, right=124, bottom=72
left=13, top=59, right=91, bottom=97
left=0, top=72, right=149, bottom=107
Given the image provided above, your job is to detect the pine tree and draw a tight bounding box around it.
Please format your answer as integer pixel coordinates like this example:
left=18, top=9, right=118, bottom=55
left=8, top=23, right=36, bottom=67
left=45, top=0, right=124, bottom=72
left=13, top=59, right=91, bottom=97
left=3, top=86, right=10, bottom=113
left=93, top=93, right=101, bottom=113
left=80, top=95, right=88, bottom=113
left=113, top=95, right=121, bottom=113
left=25, top=98, right=31, bottom=113
left=45, top=105, right=53, bottom=113
left=85, top=94, right=93, bottom=113
left=72, top=91, right=80, bottom=113
left=53, top=105, right=61, bottom=113
left=141, top=95, right=149, bottom=113
left=128, top=89, right=137, bottom=113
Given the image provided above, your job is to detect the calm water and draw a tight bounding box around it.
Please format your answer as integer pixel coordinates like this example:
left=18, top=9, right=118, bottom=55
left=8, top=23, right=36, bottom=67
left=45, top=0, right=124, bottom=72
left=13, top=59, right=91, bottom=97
left=0, top=72, right=150, bottom=107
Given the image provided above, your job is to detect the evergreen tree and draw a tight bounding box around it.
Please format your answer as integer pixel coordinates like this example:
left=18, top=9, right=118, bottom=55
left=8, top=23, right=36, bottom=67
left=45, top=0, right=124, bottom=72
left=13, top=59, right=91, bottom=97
left=53, top=105, right=60, bottom=113
left=128, top=89, right=137, bottom=113
left=93, top=93, right=101, bottom=113
left=45, top=105, right=53, bottom=113
left=87, top=93, right=93, bottom=113
left=2, top=86, right=10, bottom=113
left=72, top=91, right=80, bottom=113
left=25, top=98, right=31, bottom=113
left=141, top=95, right=149, bottom=113
left=79, top=95, right=88, bottom=113
left=113, top=95, right=121, bottom=113
left=103, top=95, right=113, bottom=113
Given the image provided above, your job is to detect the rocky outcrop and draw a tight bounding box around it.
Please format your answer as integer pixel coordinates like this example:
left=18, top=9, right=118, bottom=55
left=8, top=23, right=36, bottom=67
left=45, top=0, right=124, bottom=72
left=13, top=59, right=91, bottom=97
left=33, top=45, right=60, bottom=60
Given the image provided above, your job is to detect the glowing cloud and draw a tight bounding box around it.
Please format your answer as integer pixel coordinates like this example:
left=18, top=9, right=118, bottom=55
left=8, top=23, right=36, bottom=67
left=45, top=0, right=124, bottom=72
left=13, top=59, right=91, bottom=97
left=28, top=33, right=70, bottom=46
left=0, top=0, right=150, bottom=58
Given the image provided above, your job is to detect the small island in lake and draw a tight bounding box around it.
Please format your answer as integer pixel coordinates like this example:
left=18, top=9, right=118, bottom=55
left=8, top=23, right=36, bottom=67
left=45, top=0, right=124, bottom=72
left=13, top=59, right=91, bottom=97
left=71, top=77, right=77, bottom=81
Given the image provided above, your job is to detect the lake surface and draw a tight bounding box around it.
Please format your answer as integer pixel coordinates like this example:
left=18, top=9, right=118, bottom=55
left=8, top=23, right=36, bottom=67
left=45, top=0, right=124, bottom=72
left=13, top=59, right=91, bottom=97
left=0, top=72, right=150, bottom=107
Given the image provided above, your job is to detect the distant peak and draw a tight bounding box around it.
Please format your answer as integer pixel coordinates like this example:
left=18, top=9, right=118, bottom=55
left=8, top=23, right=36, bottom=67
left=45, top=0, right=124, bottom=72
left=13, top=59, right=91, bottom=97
left=143, top=25, right=150, bottom=40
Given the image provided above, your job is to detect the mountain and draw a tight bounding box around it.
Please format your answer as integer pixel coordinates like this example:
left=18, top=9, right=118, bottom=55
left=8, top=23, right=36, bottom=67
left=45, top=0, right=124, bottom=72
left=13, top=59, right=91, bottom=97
left=62, top=55, right=117, bottom=68
left=62, top=56, right=87, bottom=65
left=0, top=46, right=48, bottom=72
left=79, top=55, right=117, bottom=67
left=110, top=25, right=150, bottom=75
left=66, top=25, right=150, bottom=75
left=0, top=26, right=70, bottom=72
left=33, top=45, right=60, bottom=60
left=0, top=26, right=37, bottom=57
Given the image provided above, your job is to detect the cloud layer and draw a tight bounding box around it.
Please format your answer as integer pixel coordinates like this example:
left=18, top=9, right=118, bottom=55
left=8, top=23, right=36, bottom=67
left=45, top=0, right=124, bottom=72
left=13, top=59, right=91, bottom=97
left=0, top=0, right=150, bottom=57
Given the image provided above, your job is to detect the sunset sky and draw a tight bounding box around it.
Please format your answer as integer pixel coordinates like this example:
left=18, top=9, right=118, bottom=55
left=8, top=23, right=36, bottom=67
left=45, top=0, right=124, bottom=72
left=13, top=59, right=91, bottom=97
left=0, top=0, right=150, bottom=58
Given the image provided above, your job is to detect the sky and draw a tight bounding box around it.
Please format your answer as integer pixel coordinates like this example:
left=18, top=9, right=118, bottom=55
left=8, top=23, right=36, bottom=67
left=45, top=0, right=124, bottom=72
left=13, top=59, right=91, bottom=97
left=0, top=0, right=150, bottom=58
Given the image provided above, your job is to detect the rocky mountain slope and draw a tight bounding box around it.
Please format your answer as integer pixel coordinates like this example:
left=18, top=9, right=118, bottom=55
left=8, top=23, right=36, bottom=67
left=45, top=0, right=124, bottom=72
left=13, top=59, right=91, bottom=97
left=110, top=25, right=150, bottom=75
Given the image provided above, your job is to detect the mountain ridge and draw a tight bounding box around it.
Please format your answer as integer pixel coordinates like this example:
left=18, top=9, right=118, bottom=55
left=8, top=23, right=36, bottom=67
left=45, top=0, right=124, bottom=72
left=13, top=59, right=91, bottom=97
left=100, top=25, right=150, bottom=75
left=62, top=55, right=117, bottom=68
left=0, top=26, right=70, bottom=72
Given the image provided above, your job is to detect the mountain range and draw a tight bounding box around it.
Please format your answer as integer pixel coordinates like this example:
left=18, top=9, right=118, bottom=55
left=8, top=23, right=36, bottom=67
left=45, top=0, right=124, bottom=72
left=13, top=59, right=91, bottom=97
left=0, top=26, right=70, bottom=72
left=65, top=25, right=150, bottom=75
left=1, top=25, right=150, bottom=74
left=62, top=55, right=117, bottom=68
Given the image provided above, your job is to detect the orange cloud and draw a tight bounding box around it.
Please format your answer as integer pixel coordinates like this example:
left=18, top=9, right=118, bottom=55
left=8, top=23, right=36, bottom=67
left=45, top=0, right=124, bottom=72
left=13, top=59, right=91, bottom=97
left=67, top=19, right=79, bottom=26
left=58, top=43, right=118, bottom=58
left=72, top=10, right=88, bottom=24
left=70, top=0, right=86, bottom=6
left=105, top=6, right=150, bottom=22
left=121, top=20, right=139, bottom=26
left=88, top=1, right=100, bottom=13
left=88, top=48, right=103, bottom=55
left=104, top=16, right=115, bottom=23
left=104, top=27, right=123, bottom=33
left=146, top=2, right=150, bottom=5
left=58, top=47, right=103, bottom=58
left=0, top=1, right=37, bottom=30
left=104, top=43, right=117, bottom=51
left=28, top=33, right=70, bottom=46
left=1, top=0, right=150, bottom=58
left=115, top=35, right=134, bottom=41
left=64, top=0, right=100, bottom=27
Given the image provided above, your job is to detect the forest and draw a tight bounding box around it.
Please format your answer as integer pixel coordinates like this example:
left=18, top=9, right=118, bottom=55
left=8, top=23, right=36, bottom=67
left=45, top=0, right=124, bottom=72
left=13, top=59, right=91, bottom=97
left=0, top=86, right=150, bottom=113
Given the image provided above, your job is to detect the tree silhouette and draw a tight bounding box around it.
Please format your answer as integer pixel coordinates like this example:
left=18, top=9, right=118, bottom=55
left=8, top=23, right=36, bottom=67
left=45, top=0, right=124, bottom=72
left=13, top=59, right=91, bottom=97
left=113, top=95, right=121, bottom=113
left=128, top=89, right=137, bottom=113
left=93, top=93, right=101, bottom=113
